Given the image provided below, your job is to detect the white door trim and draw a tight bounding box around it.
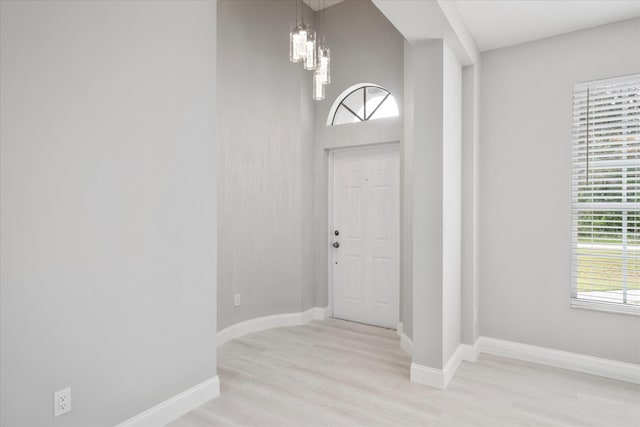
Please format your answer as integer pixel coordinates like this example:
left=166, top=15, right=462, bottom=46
left=327, top=142, right=401, bottom=325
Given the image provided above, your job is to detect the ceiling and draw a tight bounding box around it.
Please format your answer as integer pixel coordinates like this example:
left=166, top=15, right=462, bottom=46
left=455, top=0, right=640, bottom=51
left=302, top=0, right=640, bottom=52
left=302, top=0, right=345, bottom=11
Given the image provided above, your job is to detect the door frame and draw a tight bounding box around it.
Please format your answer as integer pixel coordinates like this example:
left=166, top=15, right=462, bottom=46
left=327, top=142, right=401, bottom=322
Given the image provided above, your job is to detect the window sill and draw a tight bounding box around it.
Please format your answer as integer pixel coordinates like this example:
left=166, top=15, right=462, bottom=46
left=570, top=298, right=640, bottom=317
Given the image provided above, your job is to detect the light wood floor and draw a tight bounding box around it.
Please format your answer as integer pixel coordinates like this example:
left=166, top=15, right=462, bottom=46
left=169, top=319, right=640, bottom=427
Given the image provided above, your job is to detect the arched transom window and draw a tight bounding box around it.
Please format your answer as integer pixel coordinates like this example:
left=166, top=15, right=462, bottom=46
left=328, top=84, right=399, bottom=126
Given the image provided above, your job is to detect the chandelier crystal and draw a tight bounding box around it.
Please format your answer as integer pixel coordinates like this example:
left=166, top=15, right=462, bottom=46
left=313, top=70, right=325, bottom=100
left=290, top=0, right=331, bottom=101
left=290, top=23, right=309, bottom=63
left=304, top=29, right=317, bottom=70
left=317, top=46, right=330, bottom=85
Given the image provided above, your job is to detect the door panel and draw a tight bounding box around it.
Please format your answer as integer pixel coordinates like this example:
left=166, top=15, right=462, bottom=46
left=372, top=257, right=390, bottom=304
left=345, top=255, right=362, bottom=301
left=332, top=146, right=399, bottom=329
left=373, top=186, right=390, bottom=240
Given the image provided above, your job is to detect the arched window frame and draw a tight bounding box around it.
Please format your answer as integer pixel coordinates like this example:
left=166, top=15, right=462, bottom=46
left=326, top=83, right=398, bottom=126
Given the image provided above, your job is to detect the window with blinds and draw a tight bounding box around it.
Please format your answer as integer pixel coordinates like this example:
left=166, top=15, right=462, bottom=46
left=572, top=74, right=640, bottom=314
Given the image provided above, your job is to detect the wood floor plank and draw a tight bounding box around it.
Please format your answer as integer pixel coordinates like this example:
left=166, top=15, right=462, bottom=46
left=168, top=319, right=640, bottom=427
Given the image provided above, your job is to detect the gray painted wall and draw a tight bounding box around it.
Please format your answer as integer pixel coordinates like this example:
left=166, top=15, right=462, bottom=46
left=402, top=39, right=415, bottom=341
left=407, top=39, right=463, bottom=369
left=217, top=0, right=315, bottom=329
left=461, top=64, right=480, bottom=346
left=407, top=40, right=445, bottom=368
left=442, top=44, right=462, bottom=363
left=479, top=18, right=640, bottom=364
left=312, top=0, right=405, bottom=323
left=0, top=1, right=218, bottom=425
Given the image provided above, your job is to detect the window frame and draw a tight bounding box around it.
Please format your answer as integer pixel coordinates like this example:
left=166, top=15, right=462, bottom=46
left=570, top=73, right=640, bottom=316
left=331, top=85, right=391, bottom=125
left=327, top=83, right=398, bottom=126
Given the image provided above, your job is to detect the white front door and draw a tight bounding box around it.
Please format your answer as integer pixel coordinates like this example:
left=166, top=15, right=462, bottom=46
left=331, top=145, right=399, bottom=329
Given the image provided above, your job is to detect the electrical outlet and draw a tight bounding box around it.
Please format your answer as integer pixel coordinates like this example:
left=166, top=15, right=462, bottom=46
left=234, top=294, right=241, bottom=307
left=54, top=387, right=71, bottom=417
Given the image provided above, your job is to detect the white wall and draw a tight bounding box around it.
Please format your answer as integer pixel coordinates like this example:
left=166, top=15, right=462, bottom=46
left=0, top=1, right=218, bottom=425
left=480, top=18, right=640, bottom=364
left=442, top=45, right=462, bottom=363
left=216, top=0, right=315, bottom=329
left=313, top=0, right=405, bottom=322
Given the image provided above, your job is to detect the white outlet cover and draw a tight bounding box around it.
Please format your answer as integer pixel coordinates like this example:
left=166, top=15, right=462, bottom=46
left=234, top=294, right=241, bottom=307
left=54, top=387, right=71, bottom=417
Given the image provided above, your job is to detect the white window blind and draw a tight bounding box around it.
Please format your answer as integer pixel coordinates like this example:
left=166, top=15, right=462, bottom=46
left=572, top=74, right=640, bottom=315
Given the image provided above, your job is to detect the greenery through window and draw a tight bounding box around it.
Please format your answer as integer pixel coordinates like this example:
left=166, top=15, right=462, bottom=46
left=572, top=74, right=640, bottom=313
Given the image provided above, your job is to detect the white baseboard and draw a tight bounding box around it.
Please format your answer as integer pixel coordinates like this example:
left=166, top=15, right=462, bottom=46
left=410, top=343, right=470, bottom=389
left=400, top=330, right=414, bottom=357
left=217, top=307, right=329, bottom=346
left=443, top=346, right=464, bottom=388
left=302, top=306, right=329, bottom=323
left=396, top=322, right=414, bottom=356
left=115, top=376, right=219, bottom=427
left=478, top=336, right=640, bottom=385
left=410, top=363, right=445, bottom=389
left=409, top=333, right=638, bottom=387
left=459, top=340, right=480, bottom=363
left=411, top=339, right=484, bottom=389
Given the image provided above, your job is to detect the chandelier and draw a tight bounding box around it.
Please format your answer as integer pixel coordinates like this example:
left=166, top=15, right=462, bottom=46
left=289, top=0, right=331, bottom=101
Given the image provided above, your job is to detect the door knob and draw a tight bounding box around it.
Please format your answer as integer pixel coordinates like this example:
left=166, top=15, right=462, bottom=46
left=333, top=242, right=340, bottom=248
